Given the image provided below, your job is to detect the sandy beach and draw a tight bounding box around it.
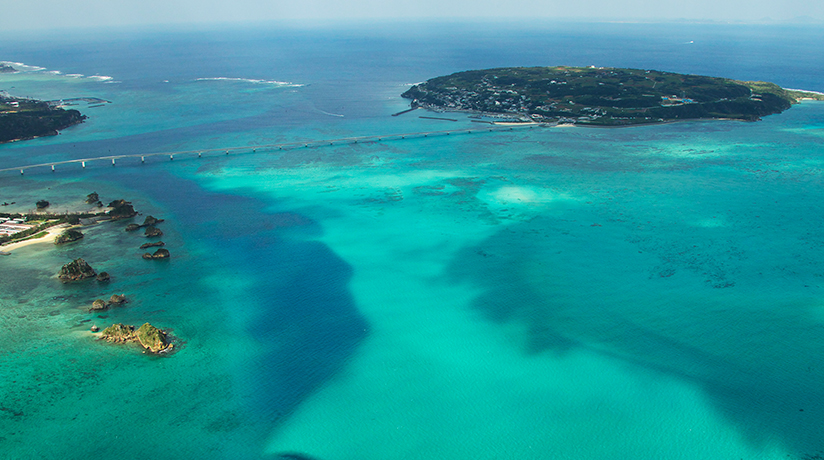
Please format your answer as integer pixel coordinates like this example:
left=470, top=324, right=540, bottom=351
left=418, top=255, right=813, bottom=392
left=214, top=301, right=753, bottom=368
left=492, top=121, right=540, bottom=126
left=0, top=223, right=70, bottom=253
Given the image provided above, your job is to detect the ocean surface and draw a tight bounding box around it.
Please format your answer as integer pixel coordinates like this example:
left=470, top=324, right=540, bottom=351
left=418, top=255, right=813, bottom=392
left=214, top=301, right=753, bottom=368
left=1, top=21, right=824, bottom=459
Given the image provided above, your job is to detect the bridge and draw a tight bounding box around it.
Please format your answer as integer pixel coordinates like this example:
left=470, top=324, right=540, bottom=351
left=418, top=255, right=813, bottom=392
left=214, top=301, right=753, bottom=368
left=0, top=123, right=544, bottom=176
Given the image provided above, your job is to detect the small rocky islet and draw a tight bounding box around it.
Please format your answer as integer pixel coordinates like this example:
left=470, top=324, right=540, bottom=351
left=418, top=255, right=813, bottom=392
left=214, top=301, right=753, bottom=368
left=140, top=241, right=165, bottom=249
left=88, top=294, right=127, bottom=312
left=99, top=322, right=174, bottom=354
left=54, top=228, right=84, bottom=245
left=58, top=258, right=97, bottom=282
left=142, top=248, right=170, bottom=260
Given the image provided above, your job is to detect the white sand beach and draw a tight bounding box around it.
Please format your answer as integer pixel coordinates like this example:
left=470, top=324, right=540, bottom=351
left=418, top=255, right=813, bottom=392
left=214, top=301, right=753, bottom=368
left=0, top=223, right=70, bottom=252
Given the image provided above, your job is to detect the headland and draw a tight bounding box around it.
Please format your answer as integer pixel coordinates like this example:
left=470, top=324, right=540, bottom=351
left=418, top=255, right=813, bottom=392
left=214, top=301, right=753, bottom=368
left=0, top=94, right=86, bottom=143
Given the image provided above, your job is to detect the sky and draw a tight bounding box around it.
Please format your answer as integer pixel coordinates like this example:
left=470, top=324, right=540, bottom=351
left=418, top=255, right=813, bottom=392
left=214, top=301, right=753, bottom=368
left=3, top=0, right=824, bottom=31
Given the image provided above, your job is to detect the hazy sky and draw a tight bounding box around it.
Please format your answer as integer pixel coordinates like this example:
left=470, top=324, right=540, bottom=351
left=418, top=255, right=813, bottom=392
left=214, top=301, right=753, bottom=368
left=5, top=0, right=824, bottom=30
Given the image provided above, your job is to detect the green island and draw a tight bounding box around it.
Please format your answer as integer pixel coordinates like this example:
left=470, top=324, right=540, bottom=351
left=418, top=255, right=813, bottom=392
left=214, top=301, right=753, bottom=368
left=0, top=94, right=86, bottom=143
left=401, top=66, right=824, bottom=126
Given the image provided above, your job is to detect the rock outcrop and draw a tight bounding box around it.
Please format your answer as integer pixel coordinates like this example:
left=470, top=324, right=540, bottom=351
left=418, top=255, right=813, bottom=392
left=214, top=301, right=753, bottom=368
left=144, top=226, right=163, bottom=238
left=139, top=241, right=165, bottom=249
left=98, top=322, right=173, bottom=353
left=109, top=294, right=127, bottom=305
left=136, top=323, right=172, bottom=353
left=100, top=323, right=136, bottom=343
left=125, top=215, right=164, bottom=232
left=142, top=215, right=164, bottom=226
left=107, top=199, right=138, bottom=220
left=96, top=271, right=110, bottom=282
left=36, top=200, right=50, bottom=209
left=85, top=192, right=99, bottom=204
left=142, top=248, right=170, bottom=260
left=58, top=258, right=96, bottom=281
left=88, top=294, right=126, bottom=311
left=54, top=228, right=84, bottom=245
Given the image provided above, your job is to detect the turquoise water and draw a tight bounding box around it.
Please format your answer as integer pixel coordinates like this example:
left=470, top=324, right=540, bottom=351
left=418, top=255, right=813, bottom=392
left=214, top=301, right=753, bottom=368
left=2, top=23, right=824, bottom=459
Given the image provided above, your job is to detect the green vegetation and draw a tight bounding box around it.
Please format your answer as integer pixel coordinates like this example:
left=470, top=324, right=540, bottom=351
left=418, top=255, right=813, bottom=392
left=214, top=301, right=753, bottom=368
left=100, top=322, right=173, bottom=353
left=0, top=212, right=102, bottom=246
left=0, top=219, right=61, bottom=245
left=54, top=228, right=84, bottom=245
left=101, top=323, right=136, bottom=340
left=401, top=66, right=823, bottom=125
left=0, top=95, right=86, bottom=143
left=136, top=323, right=170, bottom=353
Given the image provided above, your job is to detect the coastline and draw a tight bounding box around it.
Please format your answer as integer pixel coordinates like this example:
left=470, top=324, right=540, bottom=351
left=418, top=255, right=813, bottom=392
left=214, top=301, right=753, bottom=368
left=0, top=223, right=70, bottom=252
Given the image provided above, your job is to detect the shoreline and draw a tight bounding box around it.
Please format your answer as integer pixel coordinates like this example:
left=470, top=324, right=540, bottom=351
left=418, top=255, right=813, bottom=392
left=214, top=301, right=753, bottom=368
left=0, top=223, right=70, bottom=252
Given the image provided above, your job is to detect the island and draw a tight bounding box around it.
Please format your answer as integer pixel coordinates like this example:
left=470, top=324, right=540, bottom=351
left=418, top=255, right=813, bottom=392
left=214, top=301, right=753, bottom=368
left=58, top=258, right=96, bottom=282
left=1, top=95, right=86, bottom=143
left=401, top=66, right=824, bottom=126
left=99, top=322, right=174, bottom=354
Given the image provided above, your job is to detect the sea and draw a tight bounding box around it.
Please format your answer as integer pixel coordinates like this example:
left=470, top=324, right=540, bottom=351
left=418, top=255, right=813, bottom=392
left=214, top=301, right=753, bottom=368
left=1, top=21, right=824, bottom=460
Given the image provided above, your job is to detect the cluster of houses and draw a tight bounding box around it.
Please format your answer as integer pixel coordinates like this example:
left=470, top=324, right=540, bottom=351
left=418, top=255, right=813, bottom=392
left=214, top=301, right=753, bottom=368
left=661, top=95, right=696, bottom=105
left=0, top=216, right=32, bottom=237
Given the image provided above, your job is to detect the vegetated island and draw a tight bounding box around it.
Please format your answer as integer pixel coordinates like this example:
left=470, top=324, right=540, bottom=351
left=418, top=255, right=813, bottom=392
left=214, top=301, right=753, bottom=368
left=0, top=94, right=86, bottom=143
left=401, top=66, right=824, bottom=126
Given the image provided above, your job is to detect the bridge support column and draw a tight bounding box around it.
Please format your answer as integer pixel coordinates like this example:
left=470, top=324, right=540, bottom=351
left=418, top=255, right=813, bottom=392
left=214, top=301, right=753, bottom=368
left=198, top=152, right=202, bottom=158
left=226, top=150, right=229, bottom=155
left=82, top=161, right=86, bottom=168
left=20, top=169, right=24, bottom=175
left=51, top=165, right=55, bottom=171
left=112, top=158, right=116, bottom=166
left=170, top=155, right=174, bottom=160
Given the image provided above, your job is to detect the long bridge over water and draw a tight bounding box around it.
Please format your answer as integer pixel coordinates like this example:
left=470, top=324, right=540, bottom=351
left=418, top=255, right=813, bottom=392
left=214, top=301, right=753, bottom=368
left=0, top=123, right=544, bottom=176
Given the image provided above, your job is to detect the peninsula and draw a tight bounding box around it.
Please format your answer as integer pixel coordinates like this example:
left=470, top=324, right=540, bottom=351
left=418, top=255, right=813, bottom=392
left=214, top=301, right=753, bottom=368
left=0, top=95, right=86, bottom=143
left=401, top=66, right=824, bottom=125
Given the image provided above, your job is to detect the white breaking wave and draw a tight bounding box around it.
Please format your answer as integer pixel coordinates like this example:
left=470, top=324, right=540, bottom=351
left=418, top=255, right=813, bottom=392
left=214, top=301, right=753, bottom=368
left=195, top=77, right=302, bottom=87
left=317, top=109, right=344, bottom=118
left=0, top=61, right=46, bottom=72
left=786, top=88, right=824, bottom=96
left=0, top=61, right=118, bottom=83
